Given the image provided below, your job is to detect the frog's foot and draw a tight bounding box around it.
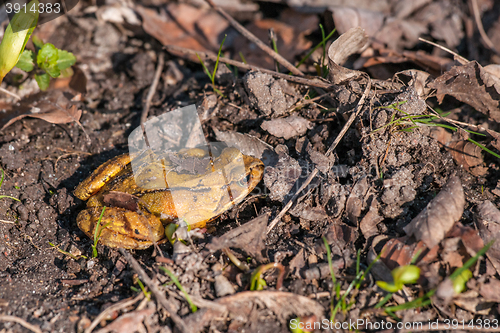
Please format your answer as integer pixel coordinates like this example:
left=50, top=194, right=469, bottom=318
left=77, top=206, right=166, bottom=250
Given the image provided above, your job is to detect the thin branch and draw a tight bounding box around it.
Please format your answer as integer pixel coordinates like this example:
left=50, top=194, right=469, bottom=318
left=119, top=248, right=188, bottom=333
left=418, top=37, right=469, bottom=64
left=470, top=0, right=499, bottom=55
left=267, top=76, right=371, bottom=234
left=0, top=87, right=21, bottom=100
left=0, top=315, right=42, bottom=333
left=141, top=52, right=165, bottom=127
left=204, top=0, right=303, bottom=76
left=164, top=44, right=332, bottom=89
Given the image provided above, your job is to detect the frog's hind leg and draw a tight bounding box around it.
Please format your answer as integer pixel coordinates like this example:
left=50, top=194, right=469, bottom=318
left=74, top=154, right=132, bottom=201
left=76, top=206, right=165, bottom=250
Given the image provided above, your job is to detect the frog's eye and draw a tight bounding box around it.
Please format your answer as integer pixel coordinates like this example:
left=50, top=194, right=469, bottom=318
left=237, top=175, right=249, bottom=187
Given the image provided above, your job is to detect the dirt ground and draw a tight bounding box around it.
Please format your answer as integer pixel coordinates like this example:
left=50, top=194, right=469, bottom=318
left=2, top=0, right=500, bottom=332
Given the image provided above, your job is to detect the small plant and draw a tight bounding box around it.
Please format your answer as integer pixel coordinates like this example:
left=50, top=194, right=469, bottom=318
left=295, top=25, right=336, bottom=76
left=159, top=266, right=197, bottom=313
left=0, top=168, right=20, bottom=202
left=49, top=242, right=87, bottom=260
left=250, top=262, right=285, bottom=291
left=197, top=34, right=226, bottom=97
left=16, top=35, right=76, bottom=91
left=131, top=276, right=151, bottom=300
left=91, top=206, right=110, bottom=258
left=0, top=0, right=38, bottom=84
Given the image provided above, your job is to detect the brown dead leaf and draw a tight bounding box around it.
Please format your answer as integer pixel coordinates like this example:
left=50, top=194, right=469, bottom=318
left=479, top=278, right=500, bottom=303
left=103, top=191, right=140, bottom=212
left=263, top=145, right=301, bottom=202
left=380, top=237, right=438, bottom=270
left=345, top=176, right=370, bottom=225
left=261, top=116, right=312, bottom=140
left=0, top=90, right=89, bottom=140
left=429, top=61, right=500, bottom=123
left=452, top=290, right=493, bottom=315
left=448, top=140, right=488, bottom=177
left=328, top=27, right=369, bottom=85
left=95, top=308, right=154, bottom=333
left=233, top=9, right=317, bottom=70
left=359, top=198, right=383, bottom=239
left=136, top=3, right=228, bottom=53
left=207, top=213, right=269, bottom=262
left=404, top=175, right=465, bottom=248
left=475, top=201, right=500, bottom=275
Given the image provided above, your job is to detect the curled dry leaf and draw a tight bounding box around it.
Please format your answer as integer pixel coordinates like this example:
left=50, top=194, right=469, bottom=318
left=260, top=115, right=312, bottom=140
left=403, top=175, right=465, bottom=249
left=207, top=213, right=269, bottom=262
left=327, top=26, right=369, bottom=84
left=95, top=308, right=154, bottom=333
left=448, top=140, right=488, bottom=177
left=475, top=201, right=500, bottom=275
left=429, top=61, right=500, bottom=123
left=380, top=236, right=438, bottom=270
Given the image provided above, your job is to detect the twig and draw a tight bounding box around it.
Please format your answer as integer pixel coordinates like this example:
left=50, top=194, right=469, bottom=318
left=267, top=76, right=371, bottom=234
left=141, top=52, right=165, bottom=128
left=205, top=0, right=303, bottom=76
left=0, top=87, right=21, bottom=100
left=85, top=293, right=144, bottom=333
left=164, top=44, right=332, bottom=89
left=0, top=315, right=42, bottom=333
left=470, top=0, right=499, bottom=55
left=418, top=37, right=469, bottom=64
left=118, top=248, right=188, bottom=333
left=0, top=219, right=16, bottom=223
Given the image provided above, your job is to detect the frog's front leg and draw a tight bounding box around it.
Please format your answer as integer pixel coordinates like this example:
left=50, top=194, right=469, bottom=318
left=74, top=154, right=132, bottom=201
left=76, top=206, right=166, bottom=249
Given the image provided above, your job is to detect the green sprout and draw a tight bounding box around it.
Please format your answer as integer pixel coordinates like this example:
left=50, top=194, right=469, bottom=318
left=159, top=266, right=197, bottom=313
left=91, top=206, right=110, bottom=258
left=0, top=0, right=39, bottom=84
left=295, top=25, right=336, bottom=76
left=131, top=277, right=151, bottom=300
left=382, top=240, right=494, bottom=320
left=376, top=265, right=421, bottom=293
left=16, top=36, right=76, bottom=91
left=49, top=242, right=87, bottom=260
left=372, top=101, right=500, bottom=161
left=196, top=34, right=226, bottom=97
left=0, top=168, right=20, bottom=202
left=249, top=262, right=285, bottom=291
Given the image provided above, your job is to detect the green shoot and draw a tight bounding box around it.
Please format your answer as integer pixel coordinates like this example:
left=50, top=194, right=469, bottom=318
left=16, top=37, right=76, bottom=91
left=49, top=242, right=87, bottom=260
left=269, top=29, right=280, bottom=72
left=250, top=262, right=285, bottom=291
left=131, top=277, right=151, bottom=300
left=159, top=266, right=197, bottom=313
left=239, top=52, right=247, bottom=64
left=295, top=26, right=336, bottom=73
left=0, top=0, right=39, bottom=84
left=0, top=168, right=20, bottom=202
left=196, top=34, right=227, bottom=97
left=372, top=101, right=500, bottom=161
left=322, top=237, right=339, bottom=298
left=383, top=240, right=494, bottom=318
left=91, top=206, right=110, bottom=258
left=376, top=265, right=420, bottom=293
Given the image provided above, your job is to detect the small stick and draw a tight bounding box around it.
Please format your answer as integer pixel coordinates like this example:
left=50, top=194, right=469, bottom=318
left=119, top=248, right=188, bottom=333
left=0, top=87, right=21, bottom=100
left=205, top=0, right=303, bottom=76
left=418, top=37, right=469, bottom=64
left=84, top=293, right=144, bottom=333
left=164, top=44, right=332, bottom=89
left=470, top=0, right=499, bottom=55
left=267, top=77, right=371, bottom=234
left=141, top=52, right=165, bottom=128
left=0, top=315, right=42, bottom=333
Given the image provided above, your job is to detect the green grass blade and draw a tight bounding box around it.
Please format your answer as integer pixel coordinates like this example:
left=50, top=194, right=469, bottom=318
left=160, top=267, right=197, bottom=313
left=295, top=27, right=336, bottom=69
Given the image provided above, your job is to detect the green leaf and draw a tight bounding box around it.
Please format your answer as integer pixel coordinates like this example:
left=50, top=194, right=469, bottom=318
left=37, top=43, right=60, bottom=78
left=31, top=35, right=44, bottom=50
left=452, top=269, right=472, bottom=294
left=0, top=0, right=39, bottom=83
left=392, top=265, right=420, bottom=285
left=16, top=50, right=35, bottom=72
left=35, top=73, right=50, bottom=90
left=376, top=280, right=401, bottom=293
left=56, top=49, right=76, bottom=71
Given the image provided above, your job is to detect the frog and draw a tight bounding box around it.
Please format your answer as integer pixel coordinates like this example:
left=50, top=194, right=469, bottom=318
left=74, top=146, right=265, bottom=249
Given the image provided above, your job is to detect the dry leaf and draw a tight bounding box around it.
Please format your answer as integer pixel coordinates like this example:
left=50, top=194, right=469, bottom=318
left=263, top=145, right=301, bottom=202
left=448, top=140, right=488, bottom=177
left=429, top=61, right=500, bottom=123
left=207, top=213, right=269, bottom=262
left=95, top=308, right=154, bottom=333
left=261, top=116, right=312, bottom=140
left=380, top=237, right=438, bottom=270
left=359, top=199, right=383, bottom=239
left=475, top=201, right=500, bottom=275
left=327, top=26, right=368, bottom=85
left=403, top=175, right=465, bottom=248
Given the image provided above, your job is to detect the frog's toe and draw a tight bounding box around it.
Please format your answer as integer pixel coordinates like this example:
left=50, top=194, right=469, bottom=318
left=77, top=207, right=166, bottom=249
